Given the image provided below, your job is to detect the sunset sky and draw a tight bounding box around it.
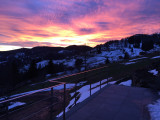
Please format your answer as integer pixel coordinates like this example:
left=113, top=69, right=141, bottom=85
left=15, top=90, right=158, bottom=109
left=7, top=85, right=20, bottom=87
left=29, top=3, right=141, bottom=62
left=0, top=0, right=160, bottom=51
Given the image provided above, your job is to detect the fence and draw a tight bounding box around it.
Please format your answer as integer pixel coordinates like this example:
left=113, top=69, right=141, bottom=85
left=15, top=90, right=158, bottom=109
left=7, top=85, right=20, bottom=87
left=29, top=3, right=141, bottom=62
left=0, top=66, right=111, bottom=120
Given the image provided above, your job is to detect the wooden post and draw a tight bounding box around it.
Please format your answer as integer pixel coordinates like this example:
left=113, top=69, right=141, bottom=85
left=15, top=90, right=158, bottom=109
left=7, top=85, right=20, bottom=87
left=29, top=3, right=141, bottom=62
left=90, top=82, right=91, bottom=96
left=63, top=84, right=66, bottom=120
left=50, top=87, right=53, bottom=120
left=75, top=83, right=77, bottom=106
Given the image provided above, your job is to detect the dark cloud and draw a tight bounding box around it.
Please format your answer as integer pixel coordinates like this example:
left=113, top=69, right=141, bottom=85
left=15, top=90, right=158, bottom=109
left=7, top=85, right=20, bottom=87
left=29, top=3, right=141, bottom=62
left=9, top=27, right=57, bottom=37
left=89, top=39, right=108, bottom=43
left=0, top=41, right=53, bottom=47
left=79, top=28, right=96, bottom=35
left=0, top=34, right=11, bottom=38
left=96, top=22, right=110, bottom=29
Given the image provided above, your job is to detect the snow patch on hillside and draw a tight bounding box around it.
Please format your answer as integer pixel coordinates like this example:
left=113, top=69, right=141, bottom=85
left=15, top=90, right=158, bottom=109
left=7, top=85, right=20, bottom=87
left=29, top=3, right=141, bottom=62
left=0, top=61, right=7, bottom=64
left=125, top=48, right=142, bottom=57
left=54, top=84, right=75, bottom=90
left=124, top=62, right=136, bottom=65
left=129, top=57, right=147, bottom=62
left=8, top=102, right=26, bottom=110
left=37, top=60, right=49, bottom=69
left=148, top=69, right=158, bottom=76
left=152, top=56, right=160, bottom=59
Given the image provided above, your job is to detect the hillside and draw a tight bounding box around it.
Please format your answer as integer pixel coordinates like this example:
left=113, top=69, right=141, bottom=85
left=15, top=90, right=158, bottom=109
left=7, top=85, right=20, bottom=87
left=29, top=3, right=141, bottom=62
left=0, top=33, right=160, bottom=96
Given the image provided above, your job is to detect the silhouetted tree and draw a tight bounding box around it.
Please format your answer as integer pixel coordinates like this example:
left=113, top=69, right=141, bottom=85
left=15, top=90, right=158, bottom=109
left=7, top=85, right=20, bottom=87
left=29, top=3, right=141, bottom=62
left=58, top=63, right=65, bottom=72
left=142, top=38, right=154, bottom=51
left=124, top=52, right=130, bottom=59
left=105, top=58, right=110, bottom=64
left=46, top=59, right=55, bottom=74
left=75, top=59, right=83, bottom=72
left=131, top=48, right=133, bottom=53
left=134, top=43, right=140, bottom=48
left=11, top=61, right=19, bottom=87
left=28, top=60, right=37, bottom=80
left=97, top=46, right=102, bottom=54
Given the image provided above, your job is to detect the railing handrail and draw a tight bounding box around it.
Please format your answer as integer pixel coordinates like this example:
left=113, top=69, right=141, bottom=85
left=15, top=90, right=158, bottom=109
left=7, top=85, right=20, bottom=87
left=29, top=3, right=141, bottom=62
left=0, top=66, right=108, bottom=104
left=0, top=82, right=65, bottom=104
left=0, top=64, right=110, bottom=120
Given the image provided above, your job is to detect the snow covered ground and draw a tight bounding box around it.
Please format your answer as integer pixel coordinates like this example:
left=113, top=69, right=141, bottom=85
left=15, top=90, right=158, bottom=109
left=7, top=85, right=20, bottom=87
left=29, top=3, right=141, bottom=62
left=129, top=57, right=147, bottom=62
left=148, top=92, right=160, bottom=120
left=151, top=56, right=160, bottom=59
left=123, top=62, right=136, bottom=65
left=37, top=60, right=49, bottom=69
left=0, top=61, right=7, bottom=64
left=148, top=69, right=158, bottom=76
left=55, top=83, right=75, bottom=90
left=8, top=102, right=26, bottom=110
left=119, top=80, right=132, bottom=86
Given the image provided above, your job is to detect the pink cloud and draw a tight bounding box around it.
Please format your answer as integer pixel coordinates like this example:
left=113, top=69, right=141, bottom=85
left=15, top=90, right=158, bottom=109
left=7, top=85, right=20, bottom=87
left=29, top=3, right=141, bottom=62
left=0, top=0, right=160, bottom=50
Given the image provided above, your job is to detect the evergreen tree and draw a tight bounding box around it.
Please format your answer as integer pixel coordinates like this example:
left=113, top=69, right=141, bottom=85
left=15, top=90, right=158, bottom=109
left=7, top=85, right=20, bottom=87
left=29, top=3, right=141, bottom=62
left=47, top=59, right=55, bottom=74
left=58, top=63, right=64, bottom=72
left=131, top=48, right=133, bottom=53
left=105, top=58, right=110, bottom=64
left=28, top=60, right=37, bottom=79
left=124, top=52, right=130, bottom=59
left=142, top=38, right=154, bottom=51
left=97, top=46, right=102, bottom=54
left=133, top=43, right=140, bottom=48
left=11, top=61, right=19, bottom=87
left=75, top=59, right=83, bottom=72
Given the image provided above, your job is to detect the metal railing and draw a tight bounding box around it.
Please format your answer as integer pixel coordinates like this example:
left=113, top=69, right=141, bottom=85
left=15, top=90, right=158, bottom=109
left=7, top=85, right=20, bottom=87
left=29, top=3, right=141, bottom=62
left=0, top=65, right=110, bottom=120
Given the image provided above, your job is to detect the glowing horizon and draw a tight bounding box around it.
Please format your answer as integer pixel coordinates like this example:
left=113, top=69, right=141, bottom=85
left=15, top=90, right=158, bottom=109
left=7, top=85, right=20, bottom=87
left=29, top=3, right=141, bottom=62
left=0, top=0, right=160, bottom=51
